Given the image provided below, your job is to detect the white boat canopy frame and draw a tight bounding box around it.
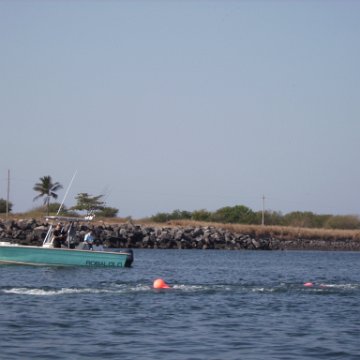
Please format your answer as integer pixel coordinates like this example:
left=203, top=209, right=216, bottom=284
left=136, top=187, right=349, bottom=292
left=43, top=215, right=94, bottom=248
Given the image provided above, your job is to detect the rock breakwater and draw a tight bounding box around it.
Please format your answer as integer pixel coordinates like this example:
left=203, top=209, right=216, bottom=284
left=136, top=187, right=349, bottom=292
left=1, top=219, right=360, bottom=251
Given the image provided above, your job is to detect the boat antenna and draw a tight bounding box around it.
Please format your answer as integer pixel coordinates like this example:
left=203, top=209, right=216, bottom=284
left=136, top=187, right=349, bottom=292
left=57, top=170, right=77, bottom=215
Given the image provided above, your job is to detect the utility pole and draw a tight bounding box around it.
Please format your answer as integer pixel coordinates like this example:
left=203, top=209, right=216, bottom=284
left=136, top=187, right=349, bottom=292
left=6, top=169, right=10, bottom=219
left=261, top=194, right=265, bottom=226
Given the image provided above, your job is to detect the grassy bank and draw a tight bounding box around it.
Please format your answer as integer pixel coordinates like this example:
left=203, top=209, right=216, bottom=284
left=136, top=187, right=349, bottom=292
left=147, top=219, right=360, bottom=242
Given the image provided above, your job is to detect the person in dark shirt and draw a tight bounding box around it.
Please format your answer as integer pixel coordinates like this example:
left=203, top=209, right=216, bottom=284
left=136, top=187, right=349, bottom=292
left=52, top=224, right=66, bottom=248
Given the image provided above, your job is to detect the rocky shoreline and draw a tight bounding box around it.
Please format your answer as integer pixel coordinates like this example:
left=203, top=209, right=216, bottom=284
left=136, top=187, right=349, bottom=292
left=1, top=218, right=360, bottom=251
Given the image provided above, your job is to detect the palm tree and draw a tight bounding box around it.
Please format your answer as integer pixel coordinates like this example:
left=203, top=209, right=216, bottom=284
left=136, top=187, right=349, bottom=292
left=33, top=176, right=63, bottom=215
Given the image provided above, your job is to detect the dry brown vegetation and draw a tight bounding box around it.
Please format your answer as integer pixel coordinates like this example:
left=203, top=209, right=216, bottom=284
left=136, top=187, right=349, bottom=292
left=153, top=219, right=360, bottom=242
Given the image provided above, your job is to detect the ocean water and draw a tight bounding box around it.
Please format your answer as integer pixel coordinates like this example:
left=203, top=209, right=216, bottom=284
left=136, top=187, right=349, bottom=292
left=0, top=250, right=359, bottom=360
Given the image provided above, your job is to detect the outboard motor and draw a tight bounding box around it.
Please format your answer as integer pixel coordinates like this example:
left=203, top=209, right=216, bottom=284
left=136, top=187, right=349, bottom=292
left=124, top=249, right=134, bottom=267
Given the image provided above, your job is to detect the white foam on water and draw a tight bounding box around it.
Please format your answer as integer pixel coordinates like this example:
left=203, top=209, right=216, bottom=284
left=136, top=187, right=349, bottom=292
left=4, top=283, right=357, bottom=297
left=318, top=283, right=359, bottom=290
left=2, top=284, right=153, bottom=296
left=2, top=287, right=130, bottom=296
left=250, top=287, right=278, bottom=293
left=251, top=287, right=266, bottom=292
left=169, top=284, right=233, bottom=292
left=131, top=284, right=152, bottom=292
left=172, top=284, right=205, bottom=291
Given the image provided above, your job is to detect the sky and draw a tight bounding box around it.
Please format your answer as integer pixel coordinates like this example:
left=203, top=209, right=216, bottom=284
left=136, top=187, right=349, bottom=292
left=1, top=0, right=360, bottom=219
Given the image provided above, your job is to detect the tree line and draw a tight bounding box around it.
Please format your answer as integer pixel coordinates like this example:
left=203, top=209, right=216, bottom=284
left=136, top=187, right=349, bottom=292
left=1, top=175, right=359, bottom=229
left=149, top=205, right=360, bottom=230
left=0, top=175, right=118, bottom=218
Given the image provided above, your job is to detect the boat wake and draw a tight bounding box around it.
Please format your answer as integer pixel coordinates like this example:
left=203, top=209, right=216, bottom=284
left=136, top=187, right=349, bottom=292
left=1, top=282, right=359, bottom=297
left=1, top=287, right=118, bottom=296
left=0, top=284, right=150, bottom=296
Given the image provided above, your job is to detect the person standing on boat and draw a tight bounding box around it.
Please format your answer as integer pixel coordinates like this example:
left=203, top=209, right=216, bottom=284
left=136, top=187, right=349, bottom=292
left=53, top=223, right=66, bottom=248
left=84, top=230, right=94, bottom=250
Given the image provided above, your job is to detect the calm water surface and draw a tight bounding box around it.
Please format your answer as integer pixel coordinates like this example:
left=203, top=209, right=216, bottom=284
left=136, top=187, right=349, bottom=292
left=0, top=250, right=359, bottom=359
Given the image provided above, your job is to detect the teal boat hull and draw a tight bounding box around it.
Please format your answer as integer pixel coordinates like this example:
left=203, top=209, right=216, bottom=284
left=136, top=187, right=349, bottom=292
left=0, top=244, right=133, bottom=268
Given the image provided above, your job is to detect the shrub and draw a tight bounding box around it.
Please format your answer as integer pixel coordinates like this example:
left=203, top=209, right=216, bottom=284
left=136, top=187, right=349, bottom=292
left=192, top=209, right=212, bottom=222
left=324, top=215, right=360, bottom=230
left=0, top=198, right=12, bottom=213
left=150, top=212, right=171, bottom=223
left=95, top=207, right=119, bottom=218
left=211, top=205, right=256, bottom=224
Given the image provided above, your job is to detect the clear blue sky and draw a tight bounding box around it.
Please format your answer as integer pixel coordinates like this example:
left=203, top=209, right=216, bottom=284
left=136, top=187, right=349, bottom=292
left=1, top=0, right=359, bottom=219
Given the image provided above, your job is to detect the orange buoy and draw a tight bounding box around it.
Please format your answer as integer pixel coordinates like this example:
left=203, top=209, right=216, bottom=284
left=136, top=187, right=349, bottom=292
left=304, top=282, right=313, bottom=287
left=153, top=278, right=170, bottom=289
